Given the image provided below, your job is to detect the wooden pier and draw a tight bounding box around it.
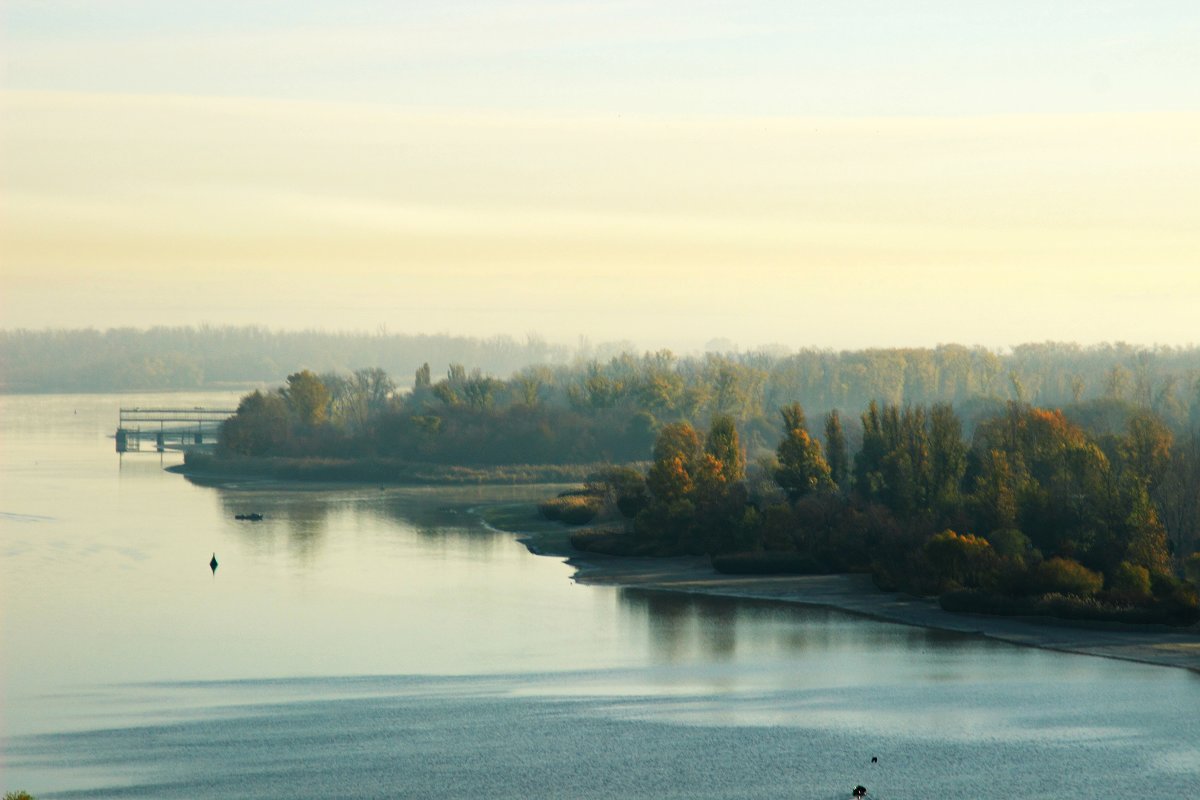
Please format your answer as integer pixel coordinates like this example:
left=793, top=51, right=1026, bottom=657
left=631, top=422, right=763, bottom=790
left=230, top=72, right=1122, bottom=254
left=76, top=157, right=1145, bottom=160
left=115, top=407, right=236, bottom=453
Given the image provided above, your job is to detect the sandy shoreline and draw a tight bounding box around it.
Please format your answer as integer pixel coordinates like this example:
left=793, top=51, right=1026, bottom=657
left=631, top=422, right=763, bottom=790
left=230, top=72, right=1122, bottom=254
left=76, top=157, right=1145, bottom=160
left=513, top=526, right=1200, bottom=675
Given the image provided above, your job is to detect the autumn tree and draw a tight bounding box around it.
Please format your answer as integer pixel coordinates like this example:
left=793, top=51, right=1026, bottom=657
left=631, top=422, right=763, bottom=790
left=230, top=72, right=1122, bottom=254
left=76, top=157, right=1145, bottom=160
left=282, top=370, right=330, bottom=428
left=705, top=414, right=745, bottom=483
left=924, top=530, right=997, bottom=588
left=1033, top=557, right=1103, bottom=596
left=774, top=403, right=833, bottom=500
left=646, top=422, right=702, bottom=504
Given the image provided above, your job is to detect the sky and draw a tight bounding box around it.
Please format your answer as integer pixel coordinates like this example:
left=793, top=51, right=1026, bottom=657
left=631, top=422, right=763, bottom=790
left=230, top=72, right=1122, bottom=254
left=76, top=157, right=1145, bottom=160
left=2, top=1, right=1198, bottom=350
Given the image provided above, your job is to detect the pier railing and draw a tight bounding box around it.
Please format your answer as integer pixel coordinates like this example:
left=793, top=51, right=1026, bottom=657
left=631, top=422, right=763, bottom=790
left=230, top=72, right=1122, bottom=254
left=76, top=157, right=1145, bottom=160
left=116, top=407, right=236, bottom=453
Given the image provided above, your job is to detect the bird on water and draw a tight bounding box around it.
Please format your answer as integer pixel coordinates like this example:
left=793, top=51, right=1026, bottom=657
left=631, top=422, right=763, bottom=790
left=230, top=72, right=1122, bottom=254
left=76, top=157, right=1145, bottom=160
left=210, top=553, right=218, bottom=574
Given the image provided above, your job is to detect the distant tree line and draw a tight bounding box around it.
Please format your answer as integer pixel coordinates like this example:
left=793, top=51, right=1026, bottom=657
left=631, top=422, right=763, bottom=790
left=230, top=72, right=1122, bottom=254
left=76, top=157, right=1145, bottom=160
left=0, top=326, right=572, bottom=392
left=5, top=329, right=1200, bottom=434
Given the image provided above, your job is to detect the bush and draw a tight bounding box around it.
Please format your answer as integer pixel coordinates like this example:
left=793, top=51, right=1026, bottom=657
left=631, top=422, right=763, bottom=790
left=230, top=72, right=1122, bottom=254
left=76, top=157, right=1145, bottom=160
left=986, top=528, right=1032, bottom=560
left=1033, top=557, right=1103, bottom=596
left=923, top=530, right=997, bottom=588
left=939, top=588, right=1198, bottom=626
left=586, top=465, right=649, bottom=518
left=537, top=494, right=602, bottom=525
left=1109, top=561, right=1152, bottom=601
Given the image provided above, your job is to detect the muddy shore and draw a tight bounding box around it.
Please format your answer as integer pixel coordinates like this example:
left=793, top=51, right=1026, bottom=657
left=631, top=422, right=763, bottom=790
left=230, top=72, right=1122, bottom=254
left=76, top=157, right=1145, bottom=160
left=506, top=522, right=1200, bottom=675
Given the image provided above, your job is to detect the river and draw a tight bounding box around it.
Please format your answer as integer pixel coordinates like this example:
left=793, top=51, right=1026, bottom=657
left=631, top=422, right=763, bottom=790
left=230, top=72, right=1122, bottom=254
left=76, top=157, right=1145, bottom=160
left=2, top=393, right=1198, bottom=798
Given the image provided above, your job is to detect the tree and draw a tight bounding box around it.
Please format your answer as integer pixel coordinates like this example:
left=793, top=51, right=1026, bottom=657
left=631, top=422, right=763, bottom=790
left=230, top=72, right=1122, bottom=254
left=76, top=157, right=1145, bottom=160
left=1120, top=475, right=1171, bottom=574
left=512, top=366, right=550, bottom=407
left=460, top=369, right=500, bottom=411
left=1155, top=432, right=1200, bottom=566
left=1119, top=411, right=1173, bottom=490
left=705, top=414, right=745, bottom=482
left=774, top=403, right=833, bottom=500
left=414, top=362, right=432, bottom=389
left=320, top=367, right=394, bottom=434
left=1191, top=378, right=1200, bottom=432
left=1186, top=553, right=1200, bottom=586
left=1104, top=364, right=1132, bottom=400
left=854, top=400, right=887, bottom=501
left=282, top=370, right=330, bottom=427
left=928, top=403, right=966, bottom=515
left=824, top=410, right=849, bottom=489
left=221, top=390, right=288, bottom=456
left=974, top=448, right=1020, bottom=532
left=646, top=422, right=702, bottom=504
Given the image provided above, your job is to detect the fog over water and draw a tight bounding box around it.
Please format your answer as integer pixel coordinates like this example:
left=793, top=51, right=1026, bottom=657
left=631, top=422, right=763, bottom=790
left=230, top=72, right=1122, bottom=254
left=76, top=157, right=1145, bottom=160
left=2, top=393, right=1198, bottom=798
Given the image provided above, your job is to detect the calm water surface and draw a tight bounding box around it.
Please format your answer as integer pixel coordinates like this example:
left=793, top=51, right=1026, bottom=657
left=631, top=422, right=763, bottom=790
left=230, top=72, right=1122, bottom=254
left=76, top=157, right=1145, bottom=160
left=2, top=393, right=1198, bottom=798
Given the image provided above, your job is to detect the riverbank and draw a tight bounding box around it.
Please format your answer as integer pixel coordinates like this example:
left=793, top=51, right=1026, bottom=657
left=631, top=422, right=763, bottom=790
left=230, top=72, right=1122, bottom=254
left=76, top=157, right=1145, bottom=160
left=173, top=452, right=602, bottom=485
left=479, top=504, right=1200, bottom=675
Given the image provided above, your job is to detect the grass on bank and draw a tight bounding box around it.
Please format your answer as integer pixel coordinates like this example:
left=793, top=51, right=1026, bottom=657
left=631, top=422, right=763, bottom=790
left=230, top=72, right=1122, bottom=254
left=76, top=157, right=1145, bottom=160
left=181, top=451, right=602, bottom=485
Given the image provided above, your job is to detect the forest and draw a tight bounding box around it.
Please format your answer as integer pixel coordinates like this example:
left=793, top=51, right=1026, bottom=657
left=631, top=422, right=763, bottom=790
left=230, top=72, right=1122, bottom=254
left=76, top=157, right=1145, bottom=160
left=4, top=328, right=1200, bottom=425
left=565, top=404, right=1199, bottom=626
left=210, top=352, right=1200, bottom=625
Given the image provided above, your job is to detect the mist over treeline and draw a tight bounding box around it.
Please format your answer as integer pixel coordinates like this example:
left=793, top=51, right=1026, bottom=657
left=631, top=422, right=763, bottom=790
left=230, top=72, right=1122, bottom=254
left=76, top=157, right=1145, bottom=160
left=3, top=327, right=1200, bottom=429
left=0, top=326, right=575, bottom=392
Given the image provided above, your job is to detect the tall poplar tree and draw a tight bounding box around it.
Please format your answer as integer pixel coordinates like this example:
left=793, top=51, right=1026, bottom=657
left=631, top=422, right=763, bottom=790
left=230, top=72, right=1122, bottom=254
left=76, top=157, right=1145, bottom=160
left=824, top=410, right=849, bottom=490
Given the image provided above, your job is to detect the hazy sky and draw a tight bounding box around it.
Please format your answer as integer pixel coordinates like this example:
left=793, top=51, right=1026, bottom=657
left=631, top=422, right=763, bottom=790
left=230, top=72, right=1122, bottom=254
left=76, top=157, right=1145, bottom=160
left=2, top=1, right=1198, bottom=350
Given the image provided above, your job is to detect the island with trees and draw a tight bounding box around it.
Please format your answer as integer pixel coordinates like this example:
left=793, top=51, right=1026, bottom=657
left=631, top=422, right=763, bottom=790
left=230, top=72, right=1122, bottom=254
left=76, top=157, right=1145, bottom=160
left=188, top=343, right=1200, bottom=627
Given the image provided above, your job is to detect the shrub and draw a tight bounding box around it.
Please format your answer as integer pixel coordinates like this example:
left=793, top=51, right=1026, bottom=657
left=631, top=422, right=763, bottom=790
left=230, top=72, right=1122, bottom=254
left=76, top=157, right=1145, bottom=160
left=923, top=530, right=997, bottom=588
left=1109, top=561, right=1152, bottom=601
left=986, top=528, right=1032, bottom=560
left=537, top=494, right=601, bottom=525
left=939, top=588, right=1196, bottom=625
left=586, top=465, right=649, bottom=518
left=1033, top=557, right=1103, bottom=596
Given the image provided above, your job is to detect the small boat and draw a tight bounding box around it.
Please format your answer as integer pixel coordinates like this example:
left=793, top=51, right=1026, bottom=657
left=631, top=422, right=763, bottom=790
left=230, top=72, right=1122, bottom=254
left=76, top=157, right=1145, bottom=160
left=852, top=787, right=868, bottom=798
